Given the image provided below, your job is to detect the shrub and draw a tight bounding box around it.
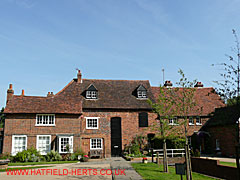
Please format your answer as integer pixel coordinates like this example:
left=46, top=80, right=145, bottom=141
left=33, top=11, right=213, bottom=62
left=13, top=147, right=41, bottom=162
left=0, top=153, right=11, bottom=160
left=153, top=136, right=186, bottom=149
left=80, top=155, right=89, bottom=162
left=46, top=150, right=62, bottom=162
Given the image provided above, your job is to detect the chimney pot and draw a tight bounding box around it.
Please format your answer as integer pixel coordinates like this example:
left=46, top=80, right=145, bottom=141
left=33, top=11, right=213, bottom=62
left=9, top=84, right=13, bottom=89
left=194, top=82, right=204, bottom=88
left=77, top=70, right=82, bottom=83
left=164, top=80, right=173, bottom=87
left=21, top=89, right=25, bottom=96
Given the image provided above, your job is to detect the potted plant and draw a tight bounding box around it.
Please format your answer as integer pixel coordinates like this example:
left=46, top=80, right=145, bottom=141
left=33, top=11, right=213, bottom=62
left=142, top=157, right=148, bottom=164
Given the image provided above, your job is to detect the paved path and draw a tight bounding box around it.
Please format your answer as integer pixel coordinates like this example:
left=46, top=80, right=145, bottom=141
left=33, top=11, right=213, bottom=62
left=201, top=156, right=236, bottom=163
left=0, top=157, right=143, bottom=180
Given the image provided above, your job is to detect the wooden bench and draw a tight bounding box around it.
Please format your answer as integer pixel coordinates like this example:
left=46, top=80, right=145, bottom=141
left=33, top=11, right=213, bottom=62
left=90, top=150, right=103, bottom=158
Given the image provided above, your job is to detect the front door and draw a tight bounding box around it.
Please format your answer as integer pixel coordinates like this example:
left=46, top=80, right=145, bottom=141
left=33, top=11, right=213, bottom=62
left=111, top=117, right=122, bottom=157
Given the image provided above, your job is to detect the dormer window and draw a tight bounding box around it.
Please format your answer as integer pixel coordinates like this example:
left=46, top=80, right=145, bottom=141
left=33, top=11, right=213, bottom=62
left=136, top=85, right=147, bottom=99
left=85, top=84, right=98, bottom=99
left=138, top=90, right=147, bottom=98
left=86, top=91, right=97, bottom=99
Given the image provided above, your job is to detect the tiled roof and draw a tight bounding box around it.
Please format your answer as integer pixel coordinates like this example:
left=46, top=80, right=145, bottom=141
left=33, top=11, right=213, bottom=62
left=201, top=105, right=240, bottom=128
left=4, top=79, right=156, bottom=113
left=151, top=87, right=225, bottom=116
left=58, top=79, right=155, bottom=110
left=4, top=80, right=82, bottom=114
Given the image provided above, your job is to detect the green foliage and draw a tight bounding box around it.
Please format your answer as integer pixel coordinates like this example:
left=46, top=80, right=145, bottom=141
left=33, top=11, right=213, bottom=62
left=0, top=107, right=5, bottom=128
left=124, top=135, right=147, bottom=155
left=153, top=136, right=186, bottom=149
left=46, top=150, right=62, bottom=162
left=191, top=149, right=200, bottom=157
left=13, top=147, right=41, bottom=162
left=0, top=152, right=13, bottom=161
left=212, top=29, right=240, bottom=103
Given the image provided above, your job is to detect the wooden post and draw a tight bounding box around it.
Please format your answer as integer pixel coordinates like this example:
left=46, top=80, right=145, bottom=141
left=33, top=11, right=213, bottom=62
left=157, top=152, right=159, bottom=165
left=151, top=149, right=154, bottom=163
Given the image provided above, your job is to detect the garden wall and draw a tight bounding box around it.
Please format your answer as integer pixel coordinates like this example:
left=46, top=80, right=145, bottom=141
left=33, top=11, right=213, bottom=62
left=191, top=157, right=237, bottom=180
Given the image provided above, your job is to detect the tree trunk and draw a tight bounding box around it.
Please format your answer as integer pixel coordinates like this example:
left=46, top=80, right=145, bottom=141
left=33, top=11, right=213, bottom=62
left=185, top=144, right=192, bottom=180
left=163, top=139, right=168, bottom=172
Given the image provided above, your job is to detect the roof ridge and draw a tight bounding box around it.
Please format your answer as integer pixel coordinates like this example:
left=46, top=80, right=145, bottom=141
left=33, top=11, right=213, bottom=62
left=55, top=80, right=74, bottom=96
left=82, top=78, right=149, bottom=81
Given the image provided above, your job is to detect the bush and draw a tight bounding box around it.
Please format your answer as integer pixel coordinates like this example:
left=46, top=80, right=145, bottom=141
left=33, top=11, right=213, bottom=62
left=13, top=147, right=41, bottom=162
left=153, top=136, right=186, bottom=149
left=46, top=150, right=62, bottom=162
left=0, top=153, right=13, bottom=161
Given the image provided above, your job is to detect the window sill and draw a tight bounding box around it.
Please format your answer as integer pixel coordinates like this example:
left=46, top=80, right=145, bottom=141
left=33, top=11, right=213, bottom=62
left=90, top=148, right=103, bottom=150
left=35, top=124, right=56, bottom=127
left=86, top=128, right=98, bottom=130
left=189, top=123, right=194, bottom=126
left=136, top=98, right=148, bottom=100
left=196, top=123, right=202, bottom=126
left=169, top=123, right=179, bottom=126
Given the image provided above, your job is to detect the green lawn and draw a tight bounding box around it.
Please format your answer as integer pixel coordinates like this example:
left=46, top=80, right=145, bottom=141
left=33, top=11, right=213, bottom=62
left=131, top=163, right=216, bottom=180
left=8, top=160, right=78, bottom=166
left=219, top=161, right=236, bottom=167
left=0, top=166, right=51, bottom=172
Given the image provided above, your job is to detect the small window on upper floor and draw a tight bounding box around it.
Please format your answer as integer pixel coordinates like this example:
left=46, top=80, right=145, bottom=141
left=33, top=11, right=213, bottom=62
left=86, top=84, right=98, bottom=99
left=196, top=116, right=202, bottom=125
left=136, top=85, right=147, bottom=99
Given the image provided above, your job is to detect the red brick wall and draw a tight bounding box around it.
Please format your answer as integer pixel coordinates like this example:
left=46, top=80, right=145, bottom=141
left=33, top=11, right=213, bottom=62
left=81, top=110, right=158, bottom=157
left=191, top=157, right=237, bottom=179
left=2, top=111, right=211, bottom=157
left=2, top=113, right=81, bottom=154
left=206, top=125, right=237, bottom=156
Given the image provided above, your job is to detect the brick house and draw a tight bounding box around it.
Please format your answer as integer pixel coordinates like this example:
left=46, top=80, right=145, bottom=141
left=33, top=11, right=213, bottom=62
left=200, top=105, right=240, bottom=156
left=2, top=71, right=224, bottom=157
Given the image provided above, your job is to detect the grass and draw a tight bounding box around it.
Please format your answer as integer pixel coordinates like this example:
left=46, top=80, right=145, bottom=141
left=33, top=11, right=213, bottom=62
left=219, top=161, right=237, bottom=167
left=8, top=160, right=78, bottom=166
left=0, top=166, right=52, bottom=172
left=131, top=163, right=217, bottom=180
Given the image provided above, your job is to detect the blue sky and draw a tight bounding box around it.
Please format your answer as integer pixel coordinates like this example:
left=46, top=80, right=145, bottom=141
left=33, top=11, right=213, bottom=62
left=0, top=0, right=240, bottom=108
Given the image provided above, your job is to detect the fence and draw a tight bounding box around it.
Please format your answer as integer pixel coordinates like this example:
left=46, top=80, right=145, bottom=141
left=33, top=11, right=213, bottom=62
left=150, top=149, right=185, bottom=157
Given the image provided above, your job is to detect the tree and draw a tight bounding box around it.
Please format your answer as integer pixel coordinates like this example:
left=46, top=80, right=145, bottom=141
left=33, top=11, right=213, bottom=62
left=212, top=29, right=240, bottom=179
left=149, top=69, right=199, bottom=179
left=174, top=69, right=199, bottom=180
left=0, top=107, right=5, bottom=128
left=148, top=85, right=178, bottom=173
left=212, top=29, right=240, bottom=104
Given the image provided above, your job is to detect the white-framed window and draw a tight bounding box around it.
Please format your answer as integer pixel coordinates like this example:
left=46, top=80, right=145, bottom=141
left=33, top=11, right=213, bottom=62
left=216, top=139, right=220, bottom=150
left=36, top=135, right=51, bottom=155
left=58, top=136, right=73, bottom=153
left=90, top=138, right=103, bottom=150
left=12, top=135, right=27, bottom=155
left=86, top=91, right=97, bottom=99
left=36, top=114, right=55, bottom=126
left=196, top=116, right=202, bottom=125
left=169, top=117, right=178, bottom=125
left=189, top=117, right=194, bottom=125
left=86, top=117, right=99, bottom=129
left=137, top=90, right=147, bottom=98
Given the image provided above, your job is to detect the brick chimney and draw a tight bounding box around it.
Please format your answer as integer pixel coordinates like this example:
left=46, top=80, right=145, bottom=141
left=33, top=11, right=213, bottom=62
left=77, top=70, right=82, bottom=83
left=7, top=84, right=14, bottom=103
left=194, top=82, right=204, bottom=88
left=21, top=89, right=25, bottom=96
left=164, top=80, right=173, bottom=87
